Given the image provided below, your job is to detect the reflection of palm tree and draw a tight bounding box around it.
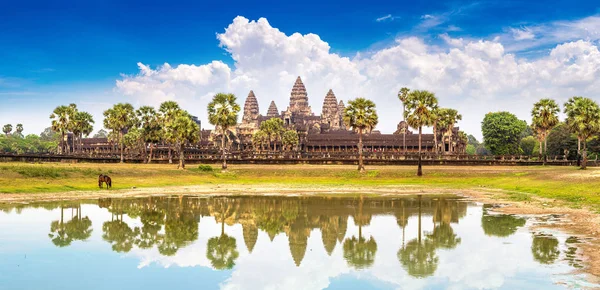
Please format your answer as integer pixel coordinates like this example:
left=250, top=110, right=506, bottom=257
left=102, top=215, right=135, bottom=253
left=398, top=195, right=439, bottom=278
left=481, top=205, right=526, bottom=237
left=65, top=205, right=93, bottom=242
left=206, top=217, right=239, bottom=270
left=343, top=195, right=378, bottom=269
left=427, top=223, right=460, bottom=249
left=531, top=234, right=560, bottom=265
left=158, top=212, right=199, bottom=256
left=48, top=207, right=72, bottom=247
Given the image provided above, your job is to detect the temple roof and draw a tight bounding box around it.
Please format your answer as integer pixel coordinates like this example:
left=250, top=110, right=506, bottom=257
left=288, top=76, right=311, bottom=115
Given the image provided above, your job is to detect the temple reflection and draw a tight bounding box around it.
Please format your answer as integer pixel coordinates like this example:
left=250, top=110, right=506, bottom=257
left=9, top=195, right=473, bottom=273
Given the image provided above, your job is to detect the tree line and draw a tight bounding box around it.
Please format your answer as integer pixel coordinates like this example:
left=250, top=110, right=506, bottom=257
left=478, top=97, right=600, bottom=169
left=1, top=88, right=592, bottom=173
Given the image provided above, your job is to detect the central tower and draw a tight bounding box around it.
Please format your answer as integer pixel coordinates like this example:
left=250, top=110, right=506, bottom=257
left=287, top=76, right=312, bottom=116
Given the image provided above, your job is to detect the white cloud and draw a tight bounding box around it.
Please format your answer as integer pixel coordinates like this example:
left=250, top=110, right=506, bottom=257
left=376, top=14, right=393, bottom=22
left=510, top=27, right=535, bottom=40
left=114, top=16, right=600, bottom=140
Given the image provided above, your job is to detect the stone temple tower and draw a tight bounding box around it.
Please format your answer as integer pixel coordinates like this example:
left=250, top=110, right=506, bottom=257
left=266, top=101, right=279, bottom=118
left=338, top=100, right=346, bottom=130
left=287, top=76, right=312, bottom=116
left=242, top=90, right=259, bottom=124
left=321, top=89, right=341, bottom=129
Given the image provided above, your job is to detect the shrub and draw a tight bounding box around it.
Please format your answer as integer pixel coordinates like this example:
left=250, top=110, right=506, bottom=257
left=198, top=165, right=214, bottom=172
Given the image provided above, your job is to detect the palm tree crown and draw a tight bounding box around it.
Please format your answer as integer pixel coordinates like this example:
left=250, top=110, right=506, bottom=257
left=343, top=98, right=378, bottom=133
left=405, top=90, right=439, bottom=129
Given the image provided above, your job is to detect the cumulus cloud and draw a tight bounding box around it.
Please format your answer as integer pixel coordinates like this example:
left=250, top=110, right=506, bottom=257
left=115, top=16, right=600, bottom=139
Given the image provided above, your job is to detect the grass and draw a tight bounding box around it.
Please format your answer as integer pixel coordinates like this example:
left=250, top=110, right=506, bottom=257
left=1, top=162, right=600, bottom=211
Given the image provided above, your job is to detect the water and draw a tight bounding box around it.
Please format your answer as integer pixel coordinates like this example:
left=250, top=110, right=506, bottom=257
left=0, top=195, right=595, bottom=290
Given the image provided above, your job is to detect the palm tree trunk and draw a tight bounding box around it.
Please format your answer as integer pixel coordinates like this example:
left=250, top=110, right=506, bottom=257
left=417, top=126, right=423, bottom=176
left=221, top=128, right=227, bottom=170
left=433, top=123, right=438, bottom=155
left=72, top=133, right=76, bottom=154
left=60, top=132, right=65, bottom=154
left=358, top=127, right=365, bottom=172
left=543, top=135, right=548, bottom=165
left=582, top=139, right=588, bottom=170
left=179, top=143, right=185, bottom=169
left=402, top=104, right=406, bottom=153
left=148, top=143, right=154, bottom=163
left=119, top=132, right=124, bottom=163
left=168, top=145, right=173, bottom=164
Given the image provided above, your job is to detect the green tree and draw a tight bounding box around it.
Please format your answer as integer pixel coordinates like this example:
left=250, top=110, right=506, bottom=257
left=123, top=127, right=145, bottom=158
left=405, top=90, right=438, bottom=176
left=343, top=98, right=378, bottom=172
left=466, top=144, right=476, bottom=155
left=252, top=130, right=268, bottom=152
left=546, top=123, right=578, bottom=159
left=481, top=112, right=527, bottom=155
left=71, top=111, right=94, bottom=153
left=259, top=118, right=285, bottom=151
left=208, top=93, right=241, bottom=171
left=531, top=99, right=560, bottom=163
left=281, top=130, right=299, bottom=151
left=65, top=206, right=93, bottom=242
left=398, top=87, right=410, bottom=152
left=103, top=103, right=137, bottom=163
left=93, top=129, right=108, bottom=139
left=159, top=101, right=182, bottom=164
left=564, top=97, right=600, bottom=169
left=520, top=136, right=536, bottom=156
left=136, top=106, right=162, bottom=163
left=102, top=218, right=136, bottom=253
left=40, top=127, right=58, bottom=142
left=2, top=124, right=12, bottom=136
left=437, top=108, right=462, bottom=153
left=13, top=124, right=23, bottom=138
left=166, top=111, right=200, bottom=169
left=50, top=105, right=74, bottom=154
left=531, top=234, right=560, bottom=265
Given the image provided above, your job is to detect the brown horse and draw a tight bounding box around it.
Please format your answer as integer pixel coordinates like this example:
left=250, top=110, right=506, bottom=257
left=98, top=174, right=112, bottom=189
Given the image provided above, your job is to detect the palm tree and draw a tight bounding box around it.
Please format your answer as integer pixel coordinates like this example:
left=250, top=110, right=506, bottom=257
left=50, top=105, right=71, bottom=154
left=206, top=199, right=239, bottom=270
left=259, top=118, right=285, bottom=151
left=159, top=101, right=181, bottom=164
left=564, top=97, right=600, bottom=169
left=405, top=90, right=438, bottom=176
left=343, top=98, right=379, bottom=172
left=252, top=130, right=268, bottom=152
left=2, top=124, right=12, bottom=136
left=103, top=103, right=137, bottom=163
left=282, top=130, right=299, bottom=151
left=398, top=87, right=410, bottom=153
left=137, top=106, right=162, bottom=163
left=531, top=99, right=560, bottom=164
left=48, top=207, right=72, bottom=247
left=15, top=124, right=23, bottom=138
left=72, top=111, right=94, bottom=153
left=166, top=111, right=200, bottom=169
left=207, top=93, right=240, bottom=171
left=437, top=108, right=462, bottom=154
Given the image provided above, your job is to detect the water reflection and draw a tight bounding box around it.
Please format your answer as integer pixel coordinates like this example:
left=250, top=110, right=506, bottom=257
left=0, top=195, right=594, bottom=289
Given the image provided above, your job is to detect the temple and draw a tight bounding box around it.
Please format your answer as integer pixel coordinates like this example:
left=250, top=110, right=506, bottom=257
left=69, top=76, right=466, bottom=159
left=233, top=76, right=466, bottom=154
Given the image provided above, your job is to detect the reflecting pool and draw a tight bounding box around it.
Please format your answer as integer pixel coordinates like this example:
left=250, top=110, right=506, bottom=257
left=0, top=195, right=595, bottom=289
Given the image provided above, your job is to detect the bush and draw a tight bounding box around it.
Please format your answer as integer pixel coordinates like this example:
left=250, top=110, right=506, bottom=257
left=198, top=165, right=214, bottom=172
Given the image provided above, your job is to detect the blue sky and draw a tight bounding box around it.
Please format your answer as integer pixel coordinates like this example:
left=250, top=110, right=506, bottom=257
left=2, top=0, right=600, bottom=138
